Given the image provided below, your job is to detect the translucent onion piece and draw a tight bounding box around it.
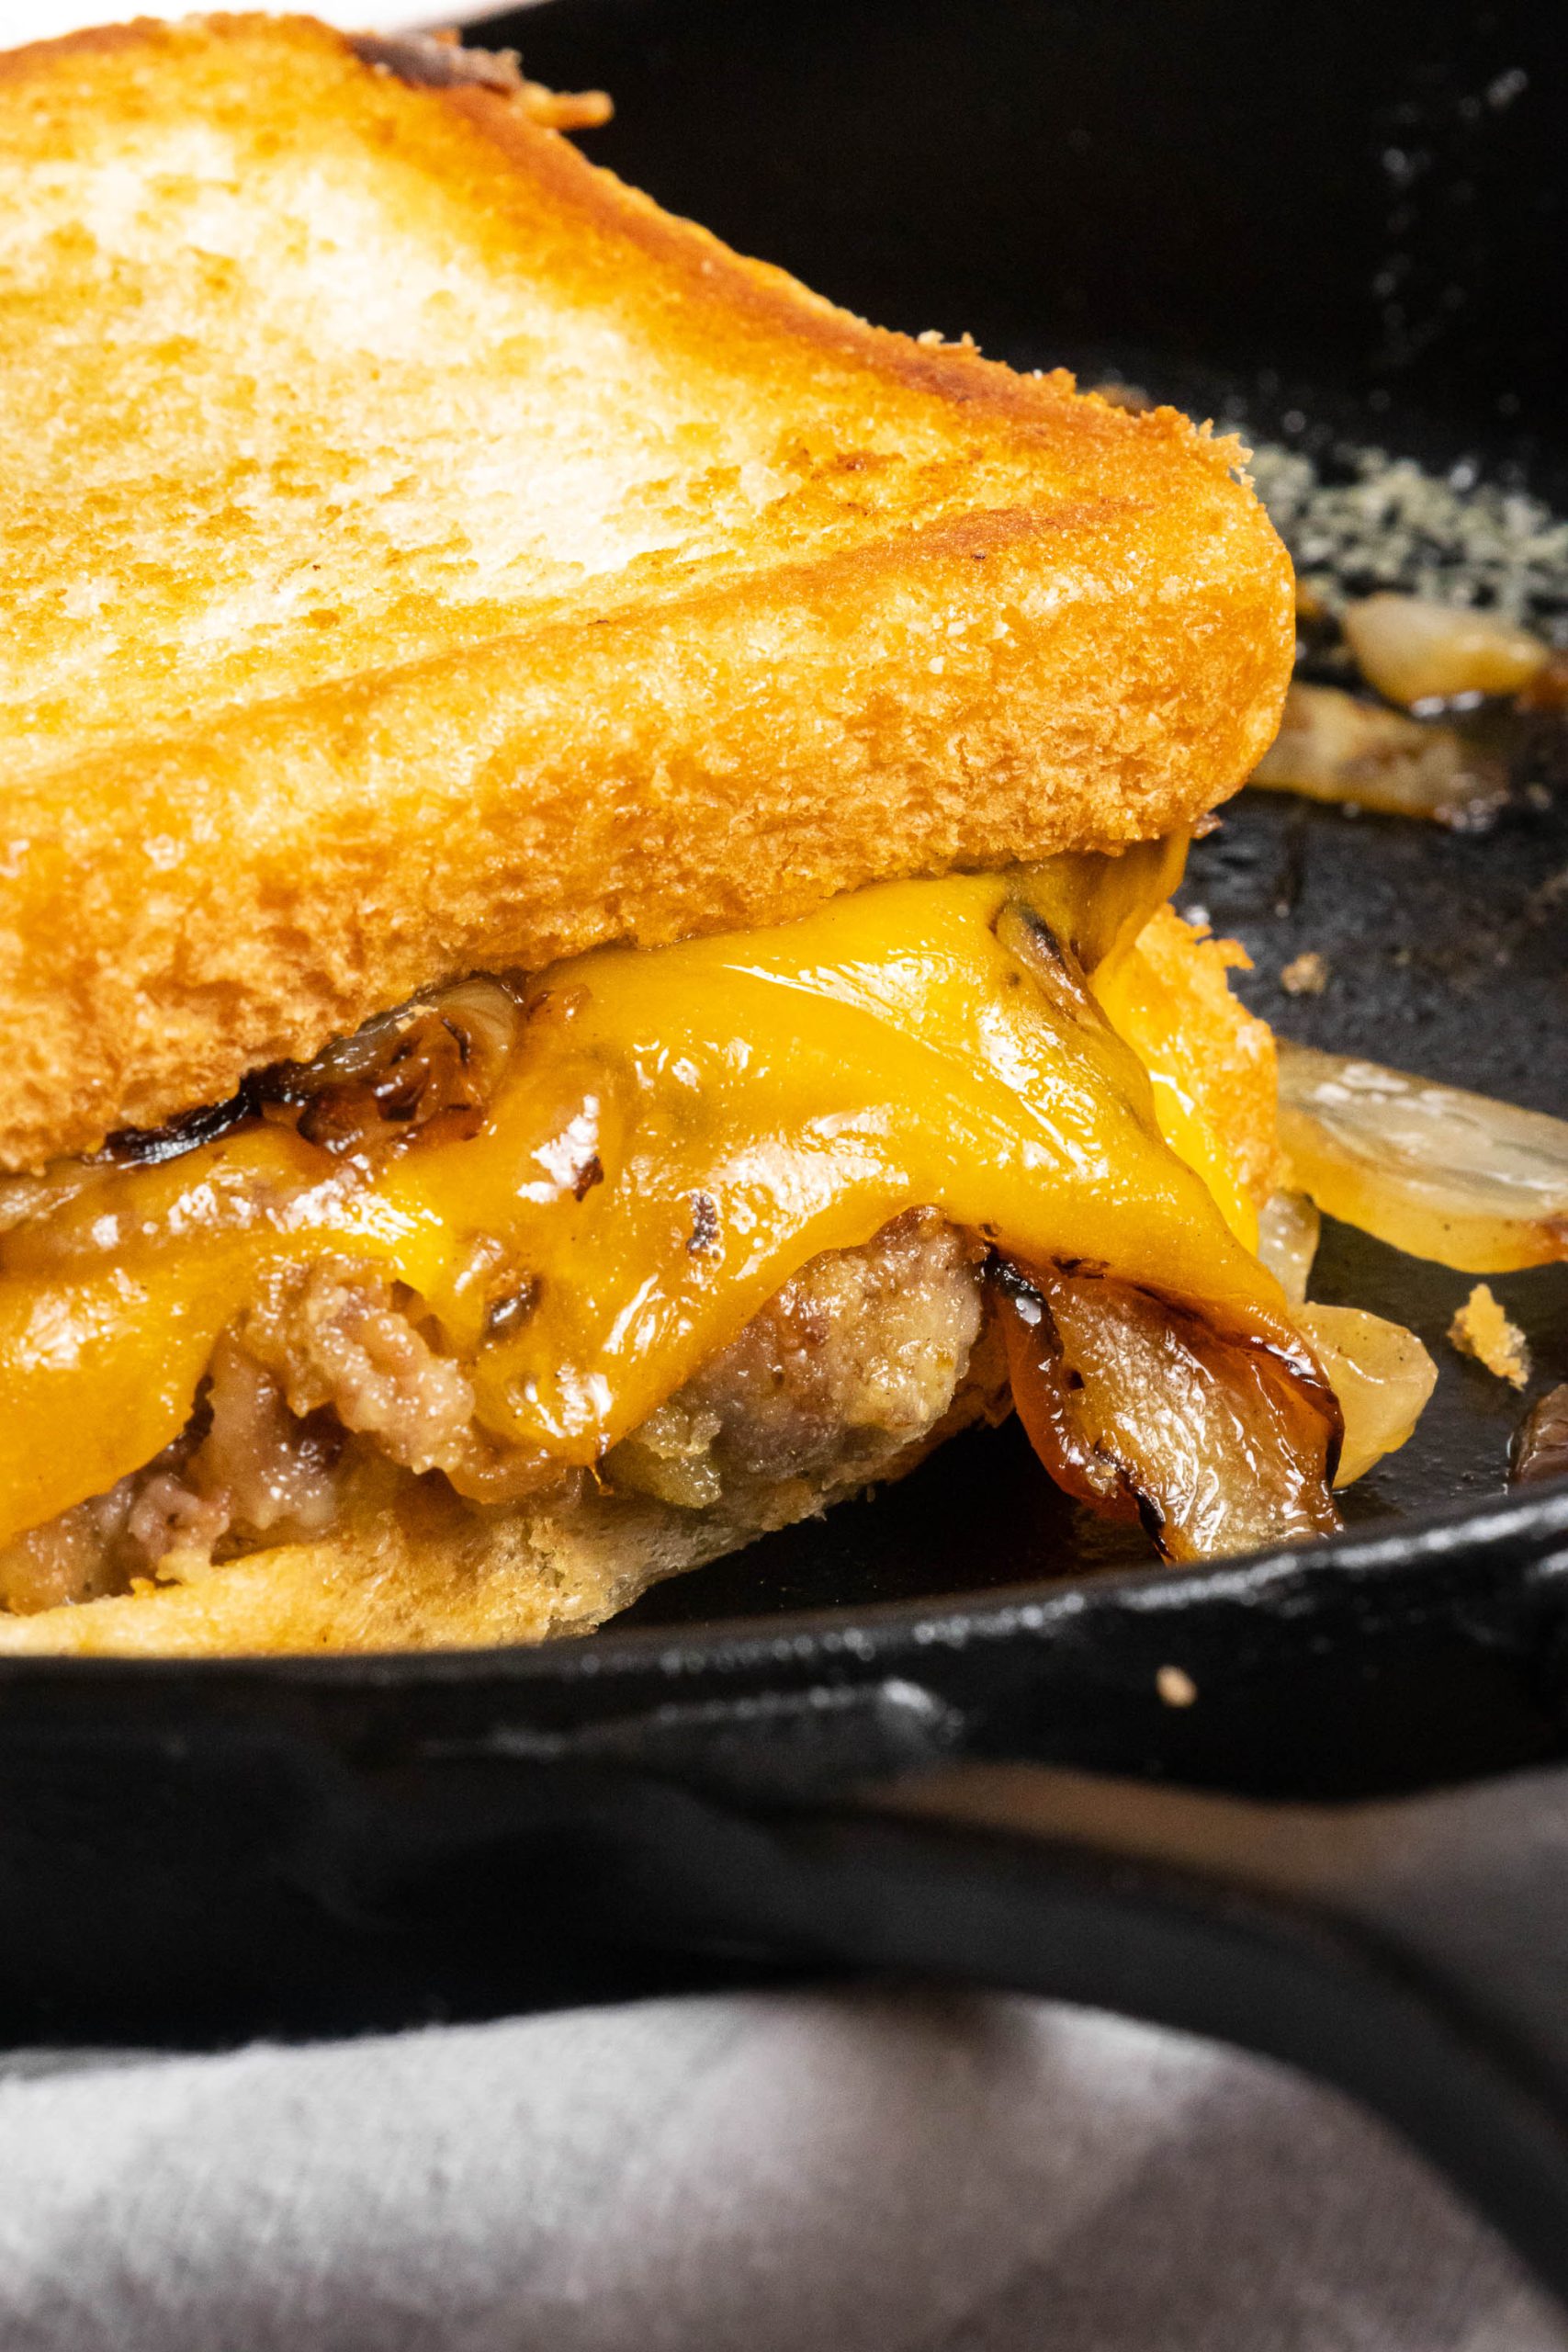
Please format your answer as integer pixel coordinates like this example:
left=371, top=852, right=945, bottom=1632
left=1250, top=683, right=1506, bottom=829
left=1257, top=1190, right=1320, bottom=1305
left=1296, top=1303, right=1437, bottom=1486
left=1277, top=1042, right=1568, bottom=1273
left=1519, top=652, right=1568, bottom=715
left=1343, top=594, right=1548, bottom=708
left=1009, top=832, right=1188, bottom=979
left=1512, top=1386, right=1568, bottom=1487
left=0, top=1161, right=111, bottom=1239
left=998, top=1265, right=1342, bottom=1562
left=260, top=976, right=522, bottom=1157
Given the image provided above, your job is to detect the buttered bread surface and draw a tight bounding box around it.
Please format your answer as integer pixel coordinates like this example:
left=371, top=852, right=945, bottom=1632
left=0, top=14, right=1292, bottom=1170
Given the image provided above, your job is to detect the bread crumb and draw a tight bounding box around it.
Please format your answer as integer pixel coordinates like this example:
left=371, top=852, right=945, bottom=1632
left=1449, top=1284, right=1532, bottom=1387
left=1089, top=381, right=1154, bottom=413
left=1156, top=1664, right=1198, bottom=1707
left=1247, top=439, right=1568, bottom=628
left=1280, top=950, right=1330, bottom=996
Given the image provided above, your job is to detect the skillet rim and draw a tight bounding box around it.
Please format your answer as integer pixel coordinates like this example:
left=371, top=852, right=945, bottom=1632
left=1, top=1468, right=1563, bottom=1693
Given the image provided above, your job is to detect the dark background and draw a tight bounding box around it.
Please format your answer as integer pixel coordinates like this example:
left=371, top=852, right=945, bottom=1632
left=492, top=0, right=1566, bottom=462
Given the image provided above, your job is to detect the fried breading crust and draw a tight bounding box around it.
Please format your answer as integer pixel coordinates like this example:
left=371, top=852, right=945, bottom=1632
left=1134, top=905, right=1280, bottom=1208
left=0, top=15, right=1293, bottom=1171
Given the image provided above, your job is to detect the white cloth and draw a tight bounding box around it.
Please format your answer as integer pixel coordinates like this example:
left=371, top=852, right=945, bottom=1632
left=1, top=1991, right=1563, bottom=2352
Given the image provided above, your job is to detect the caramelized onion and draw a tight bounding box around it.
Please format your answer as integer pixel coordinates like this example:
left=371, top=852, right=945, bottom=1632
left=106, top=1090, right=258, bottom=1169
left=1277, top=1042, right=1568, bottom=1273
left=1512, top=1386, right=1568, bottom=1487
left=1011, top=836, right=1189, bottom=977
left=1255, top=1193, right=1431, bottom=1482
left=1295, top=1304, right=1437, bottom=1486
left=1343, top=594, right=1548, bottom=709
left=1250, top=683, right=1506, bottom=829
left=261, top=977, right=522, bottom=1156
left=1257, top=1190, right=1320, bottom=1305
left=998, top=1262, right=1342, bottom=1561
left=990, top=895, right=1171, bottom=1153
left=0, top=1160, right=112, bottom=1239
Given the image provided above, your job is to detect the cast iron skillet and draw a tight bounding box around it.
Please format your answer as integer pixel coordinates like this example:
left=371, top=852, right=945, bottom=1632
left=5, top=0, right=1568, bottom=2301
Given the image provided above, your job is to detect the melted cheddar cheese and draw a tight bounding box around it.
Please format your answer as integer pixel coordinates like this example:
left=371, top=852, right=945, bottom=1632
left=0, top=854, right=1295, bottom=1550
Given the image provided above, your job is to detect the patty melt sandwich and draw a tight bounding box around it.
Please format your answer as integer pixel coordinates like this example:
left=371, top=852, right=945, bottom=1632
left=0, top=16, right=1381, bottom=1653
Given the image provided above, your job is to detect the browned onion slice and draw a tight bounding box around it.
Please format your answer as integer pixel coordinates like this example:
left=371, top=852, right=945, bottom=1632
left=998, top=1262, right=1342, bottom=1562
left=1512, top=1386, right=1568, bottom=1487
left=1257, top=1190, right=1320, bottom=1305
left=260, top=977, right=523, bottom=1156
left=1519, top=652, right=1568, bottom=715
left=1010, top=834, right=1188, bottom=978
left=1278, top=1042, right=1568, bottom=1273
left=1250, top=683, right=1506, bottom=829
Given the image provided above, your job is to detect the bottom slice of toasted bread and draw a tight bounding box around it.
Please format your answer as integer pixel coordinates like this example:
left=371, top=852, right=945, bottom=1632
left=0, top=1365, right=1002, bottom=1658
left=0, top=1209, right=1010, bottom=1655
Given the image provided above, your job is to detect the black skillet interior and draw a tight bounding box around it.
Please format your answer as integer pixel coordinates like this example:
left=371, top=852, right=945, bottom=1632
left=2, top=0, right=1567, bottom=2065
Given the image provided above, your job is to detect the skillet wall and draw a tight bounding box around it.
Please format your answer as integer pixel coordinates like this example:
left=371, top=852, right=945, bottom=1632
left=504, top=0, right=1566, bottom=456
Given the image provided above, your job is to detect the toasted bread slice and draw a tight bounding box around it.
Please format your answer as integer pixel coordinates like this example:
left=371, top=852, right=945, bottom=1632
left=0, top=13, right=1292, bottom=1172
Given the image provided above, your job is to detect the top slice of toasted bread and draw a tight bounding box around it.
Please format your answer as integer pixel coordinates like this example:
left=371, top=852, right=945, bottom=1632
left=0, top=13, right=1293, bottom=1172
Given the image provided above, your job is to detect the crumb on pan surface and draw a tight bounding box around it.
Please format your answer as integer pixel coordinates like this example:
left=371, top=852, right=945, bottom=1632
left=1280, top=949, right=1330, bottom=997
left=1449, top=1283, right=1532, bottom=1388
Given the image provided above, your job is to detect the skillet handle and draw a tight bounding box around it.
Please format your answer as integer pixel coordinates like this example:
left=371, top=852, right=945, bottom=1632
left=615, top=1758, right=1568, bottom=2308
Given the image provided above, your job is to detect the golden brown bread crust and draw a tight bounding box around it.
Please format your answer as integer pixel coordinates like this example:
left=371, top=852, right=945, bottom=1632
left=0, top=15, right=1293, bottom=1172
left=1135, top=905, right=1280, bottom=1207
left=0, top=1474, right=754, bottom=1657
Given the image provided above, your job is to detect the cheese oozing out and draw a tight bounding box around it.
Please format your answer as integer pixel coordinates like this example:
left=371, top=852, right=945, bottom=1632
left=0, top=843, right=1321, bottom=1555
